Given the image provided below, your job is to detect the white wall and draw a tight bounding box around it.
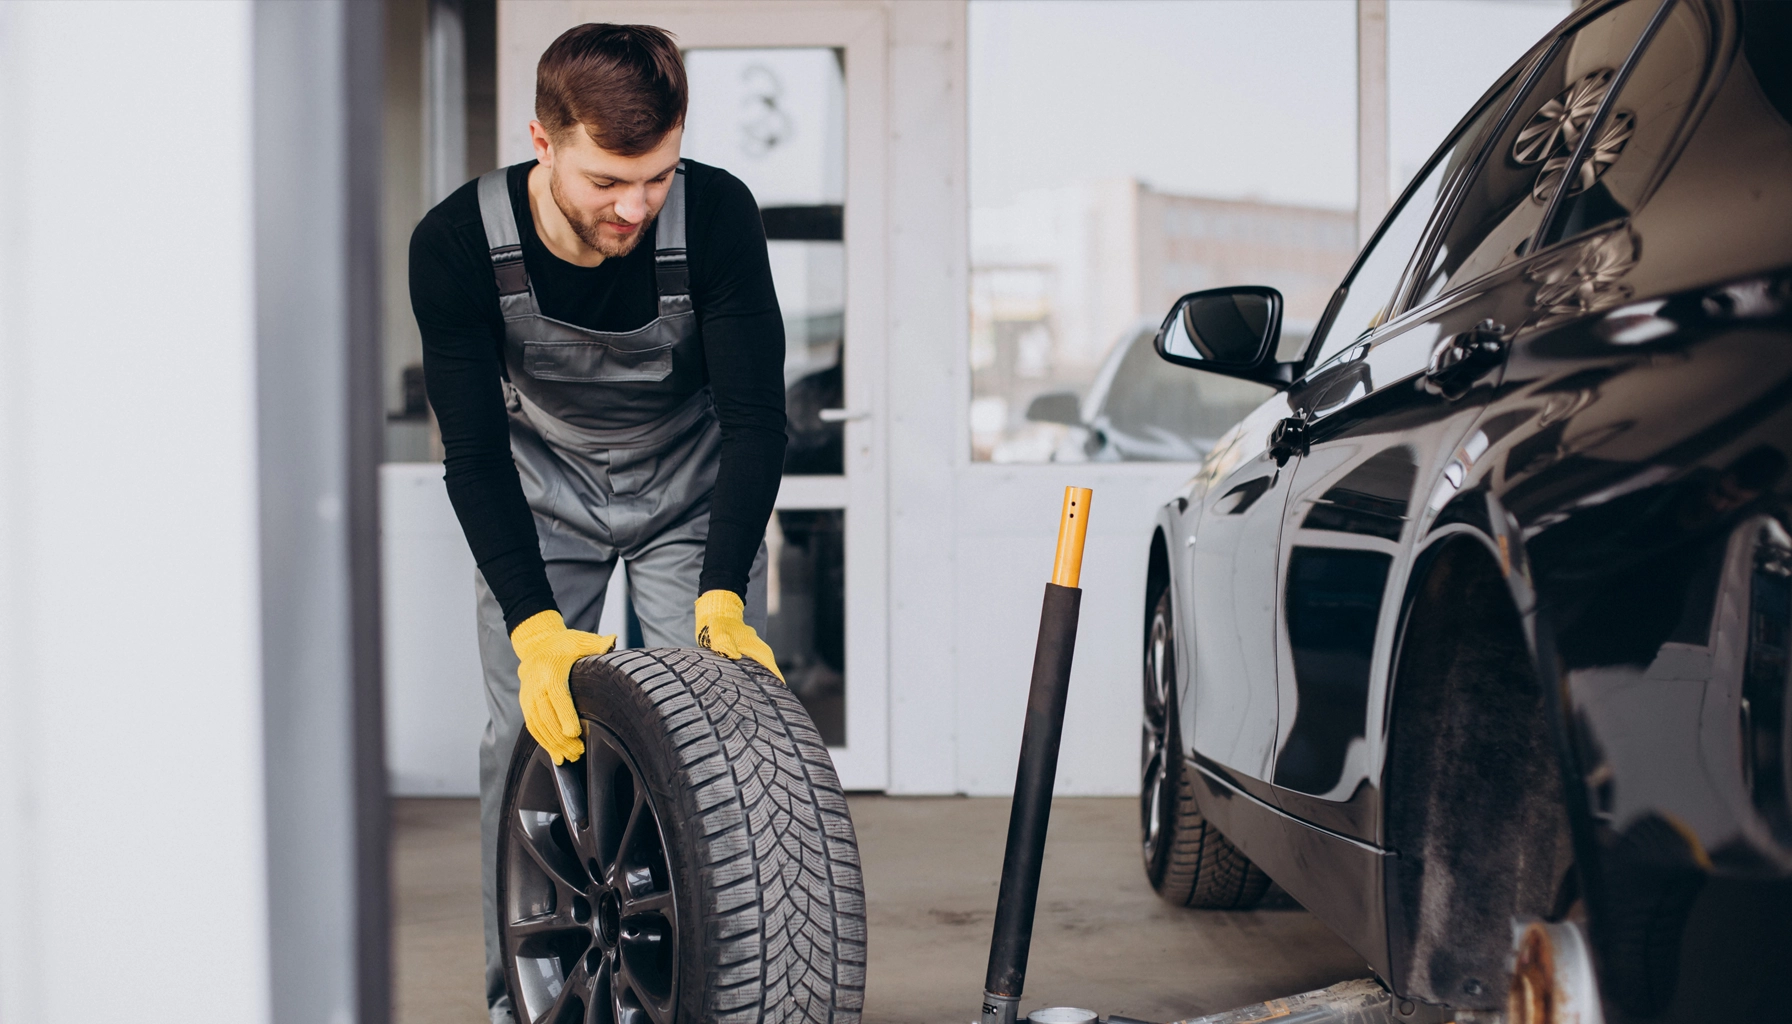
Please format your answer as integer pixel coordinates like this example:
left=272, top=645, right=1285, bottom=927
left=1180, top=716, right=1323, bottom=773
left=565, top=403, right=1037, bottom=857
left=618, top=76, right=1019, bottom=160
left=384, top=465, right=487, bottom=795
left=384, top=0, right=1177, bottom=797
left=0, top=3, right=271, bottom=1020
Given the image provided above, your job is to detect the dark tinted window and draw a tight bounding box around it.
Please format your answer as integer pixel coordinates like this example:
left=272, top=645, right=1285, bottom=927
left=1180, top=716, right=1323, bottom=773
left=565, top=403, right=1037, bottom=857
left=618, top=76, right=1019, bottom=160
left=1306, top=76, right=1522, bottom=368
left=1410, top=0, right=1658, bottom=306
left=1541, top=0, right=1717, bottom=246
left=1739, top=1, right=1792, bottom=126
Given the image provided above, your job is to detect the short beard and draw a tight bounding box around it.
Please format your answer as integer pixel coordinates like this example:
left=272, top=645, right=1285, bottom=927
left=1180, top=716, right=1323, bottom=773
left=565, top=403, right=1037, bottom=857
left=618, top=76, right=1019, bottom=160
left=549, top=168, right=654, bottom=259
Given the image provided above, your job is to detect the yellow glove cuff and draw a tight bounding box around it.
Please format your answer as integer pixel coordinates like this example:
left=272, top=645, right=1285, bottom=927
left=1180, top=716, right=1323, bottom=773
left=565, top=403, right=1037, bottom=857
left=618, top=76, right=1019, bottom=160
left=694, top=589, right=744, bottom=629
left=510, top=608, right=567, bottom=654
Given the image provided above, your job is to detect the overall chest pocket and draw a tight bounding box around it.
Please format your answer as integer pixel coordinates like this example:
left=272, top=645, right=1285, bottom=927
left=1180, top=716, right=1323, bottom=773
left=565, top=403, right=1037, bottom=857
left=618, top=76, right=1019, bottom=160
left=523, top=337, right=675, bottom=383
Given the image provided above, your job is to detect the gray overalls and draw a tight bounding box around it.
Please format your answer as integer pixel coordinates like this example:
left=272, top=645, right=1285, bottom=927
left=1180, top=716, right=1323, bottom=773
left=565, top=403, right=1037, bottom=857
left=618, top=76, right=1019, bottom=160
left=470, top=163, right=768, bottom=1023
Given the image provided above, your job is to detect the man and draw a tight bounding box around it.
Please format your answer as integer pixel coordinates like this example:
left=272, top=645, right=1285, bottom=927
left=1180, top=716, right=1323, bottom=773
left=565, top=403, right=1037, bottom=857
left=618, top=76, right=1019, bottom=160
left=408, top=23, right=786, bottom=1023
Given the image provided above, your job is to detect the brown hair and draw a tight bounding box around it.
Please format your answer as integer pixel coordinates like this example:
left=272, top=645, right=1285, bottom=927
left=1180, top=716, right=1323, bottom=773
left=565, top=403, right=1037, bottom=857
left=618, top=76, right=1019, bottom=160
left=535, top=23, right=687, bottom=155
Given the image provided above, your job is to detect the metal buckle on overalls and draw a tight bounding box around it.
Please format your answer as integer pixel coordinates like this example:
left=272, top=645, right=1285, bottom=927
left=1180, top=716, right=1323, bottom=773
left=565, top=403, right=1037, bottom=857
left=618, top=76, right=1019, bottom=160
left=491, top=244, right=528, bottom=296
left=654, top=248, right=690, bottom=298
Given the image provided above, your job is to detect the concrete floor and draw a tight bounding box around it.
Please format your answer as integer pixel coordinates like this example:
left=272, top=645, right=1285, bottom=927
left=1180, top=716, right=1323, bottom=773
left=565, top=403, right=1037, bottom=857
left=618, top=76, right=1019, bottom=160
left=393, top=796, right=1369, bottom=1024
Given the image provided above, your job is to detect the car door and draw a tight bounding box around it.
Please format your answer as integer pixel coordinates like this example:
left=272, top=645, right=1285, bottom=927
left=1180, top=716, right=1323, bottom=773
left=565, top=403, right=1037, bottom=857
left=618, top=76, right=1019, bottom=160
left=1181, top=390, right=1303, bottom=791
left=1270, top=0, right=1669, bottom=840
left=1175, top=25, right=1551, bottom=802
left=1260, top=0, right=1670, bottom=964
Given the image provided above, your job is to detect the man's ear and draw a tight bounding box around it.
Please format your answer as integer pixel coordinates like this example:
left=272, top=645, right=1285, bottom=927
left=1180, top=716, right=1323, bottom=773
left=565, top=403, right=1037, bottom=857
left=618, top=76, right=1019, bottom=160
left=528, top=121, right=553, bottom=167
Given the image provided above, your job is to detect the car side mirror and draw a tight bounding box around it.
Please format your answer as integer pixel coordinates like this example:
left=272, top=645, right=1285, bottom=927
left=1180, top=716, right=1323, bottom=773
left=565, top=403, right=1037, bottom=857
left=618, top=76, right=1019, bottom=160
left=1025, top=391, right=1083, bottom=427
left=1155, top=286, right=1295, bottom=390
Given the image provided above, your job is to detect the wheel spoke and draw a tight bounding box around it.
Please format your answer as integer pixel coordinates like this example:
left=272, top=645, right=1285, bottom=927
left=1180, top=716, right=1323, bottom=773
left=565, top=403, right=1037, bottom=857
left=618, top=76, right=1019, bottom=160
left=509, top=908, right=589, bottom=943
left=608, top=790, right=647, bottom=887
left=1141, top=742, right=1163, bottom=792
left=516, top=815, right=590, bottom=897
left=1141, top=733, right=1164, bottom=840
left=1144, top=771, right=1163, bottom=845
left=616, top=965, right=675, bottom=1024
left=548, top=754, right=594, bottom=861
left=533, top=954, right=591, bottom=1024
left=622, top=890, right=672, bottom=918
left=615, top=907, right=676, bottom=1014
left=586, top=953, right=615, bottom=1024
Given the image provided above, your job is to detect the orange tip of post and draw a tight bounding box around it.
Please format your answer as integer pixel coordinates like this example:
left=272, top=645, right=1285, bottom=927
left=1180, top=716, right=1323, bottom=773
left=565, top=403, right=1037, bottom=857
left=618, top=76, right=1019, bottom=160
left=1051, top=486, right=1094, bottom=588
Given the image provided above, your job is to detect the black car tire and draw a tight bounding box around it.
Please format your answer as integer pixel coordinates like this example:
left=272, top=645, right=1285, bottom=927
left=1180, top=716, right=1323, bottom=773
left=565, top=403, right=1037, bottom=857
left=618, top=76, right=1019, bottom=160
left=497, top=647, right=866, bottom=1024
left=1141, top=586, right=1272, bottom=910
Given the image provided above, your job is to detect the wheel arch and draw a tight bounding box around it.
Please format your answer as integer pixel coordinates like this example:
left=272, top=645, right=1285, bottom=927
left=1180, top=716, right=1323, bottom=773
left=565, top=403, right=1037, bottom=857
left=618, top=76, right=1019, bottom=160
left=1146, top=527, right=1171, bottom=626
left=1379, top=507, right=1576, bottom=1009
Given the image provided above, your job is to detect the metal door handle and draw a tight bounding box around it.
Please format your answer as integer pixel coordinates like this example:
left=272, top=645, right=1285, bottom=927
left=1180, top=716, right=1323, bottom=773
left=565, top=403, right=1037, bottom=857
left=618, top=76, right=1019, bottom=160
left=1425, top=319, right=1508, bottom=386
left=1268, top=417, right=1308, bottom=467
left=818, top=408, right=870, bottom=423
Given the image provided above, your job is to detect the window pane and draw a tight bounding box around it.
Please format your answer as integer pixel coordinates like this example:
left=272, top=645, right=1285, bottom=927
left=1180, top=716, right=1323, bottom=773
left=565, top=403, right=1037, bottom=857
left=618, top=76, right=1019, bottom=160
left=682, top=48, right=847, bottom=475
left=1389, top=0, right=1571, bottom=204
left=969, top=0, right=1357, bottom=462
left=765, top=509, right=845, bottom=746
left=1540, top=0, right=1716, bottom=246
left=1309, top=157, right=1452, bottom=368
left=1411, top=0, right=1658, bottom=303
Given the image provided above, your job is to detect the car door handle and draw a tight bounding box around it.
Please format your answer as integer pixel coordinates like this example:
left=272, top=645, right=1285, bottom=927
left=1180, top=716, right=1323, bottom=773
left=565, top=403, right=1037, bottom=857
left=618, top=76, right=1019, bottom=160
left=818, top=408, right=870, bottom=423
left=1425, top=319, right=1508, bottom=396
left=1268, top=417, right=1308, bottom=467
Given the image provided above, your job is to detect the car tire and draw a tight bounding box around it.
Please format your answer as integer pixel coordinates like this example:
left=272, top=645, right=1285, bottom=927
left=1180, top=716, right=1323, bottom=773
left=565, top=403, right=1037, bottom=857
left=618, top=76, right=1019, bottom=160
left=1141, top=586, right=1272, bottom=910
left=497, top=647, right=866, bottom=1024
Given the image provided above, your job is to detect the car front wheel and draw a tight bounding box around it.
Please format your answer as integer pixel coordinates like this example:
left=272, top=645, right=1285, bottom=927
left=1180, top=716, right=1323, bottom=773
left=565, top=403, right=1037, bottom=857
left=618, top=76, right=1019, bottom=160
left=1141, top=585, right=1271, bottom=909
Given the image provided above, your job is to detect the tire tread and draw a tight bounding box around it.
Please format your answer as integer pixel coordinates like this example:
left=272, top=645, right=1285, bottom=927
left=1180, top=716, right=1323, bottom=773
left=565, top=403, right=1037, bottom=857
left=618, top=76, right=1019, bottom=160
left=589, top=648, right=865, bottom=1023
left=1154, top=751, right=1271, bottom=909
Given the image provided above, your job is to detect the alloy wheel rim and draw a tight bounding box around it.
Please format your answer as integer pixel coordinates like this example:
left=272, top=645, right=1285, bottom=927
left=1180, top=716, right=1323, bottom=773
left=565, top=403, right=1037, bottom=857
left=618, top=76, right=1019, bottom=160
left=503, top=721, right=679, bottom=1024
left=1141, top=606, right=1173, bottom=856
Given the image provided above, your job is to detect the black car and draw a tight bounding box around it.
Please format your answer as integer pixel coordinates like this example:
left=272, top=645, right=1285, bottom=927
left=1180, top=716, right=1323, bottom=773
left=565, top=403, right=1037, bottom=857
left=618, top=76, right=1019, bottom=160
left=1139, top=2, right=1792, bottom=1021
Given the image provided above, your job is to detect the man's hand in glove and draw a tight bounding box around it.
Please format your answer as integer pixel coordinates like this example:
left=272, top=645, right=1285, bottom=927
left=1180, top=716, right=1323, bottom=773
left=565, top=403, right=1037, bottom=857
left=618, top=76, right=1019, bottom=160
left=511, top=610, right=615, bottom=764
left=695, top=589, right=785, bottom=683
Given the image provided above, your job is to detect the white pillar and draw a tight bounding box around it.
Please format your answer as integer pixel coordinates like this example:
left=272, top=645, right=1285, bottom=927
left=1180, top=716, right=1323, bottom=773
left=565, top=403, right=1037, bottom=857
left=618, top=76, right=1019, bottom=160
left=886, top=0, right=969, bottom=793
left=1357, top=0, right=1390, bottom=247
left=0, top=3, right=271, bottom=1021
left=0, top=3, right=386, bottom=1020
left=428, top=0, right=470, bottom=203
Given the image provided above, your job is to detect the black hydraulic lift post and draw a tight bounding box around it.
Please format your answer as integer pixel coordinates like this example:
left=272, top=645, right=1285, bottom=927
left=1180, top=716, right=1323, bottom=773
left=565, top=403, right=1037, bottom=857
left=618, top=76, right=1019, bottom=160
left=981, top=486, right=1094, bottom=1024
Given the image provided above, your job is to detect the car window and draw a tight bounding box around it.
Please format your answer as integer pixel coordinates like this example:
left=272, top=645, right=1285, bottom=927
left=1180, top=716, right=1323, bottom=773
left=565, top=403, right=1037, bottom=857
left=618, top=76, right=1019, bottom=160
left=1737, top=1, right=1792, bottom=126
left=1099, top=327, right=1274, bottom=458
left=1304, top=79, right=1519, bottom=370
left=1410, top=0, right=1661, bottom=305
left=1538, top=0, right=1716, bottom=247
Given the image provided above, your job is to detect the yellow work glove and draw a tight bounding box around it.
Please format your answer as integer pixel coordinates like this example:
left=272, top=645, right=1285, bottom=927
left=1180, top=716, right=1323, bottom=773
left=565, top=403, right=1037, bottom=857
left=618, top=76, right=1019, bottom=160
left=695, top=589, right=785, bottom=683
left=511, top=610, right=615, bottom=764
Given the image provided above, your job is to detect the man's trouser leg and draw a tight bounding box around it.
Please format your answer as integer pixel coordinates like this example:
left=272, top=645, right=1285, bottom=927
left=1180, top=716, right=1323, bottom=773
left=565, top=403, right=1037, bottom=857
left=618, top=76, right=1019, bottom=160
left=622, top=514, right=769, bottom=647
left=474, top=554, right=615, bottom=1024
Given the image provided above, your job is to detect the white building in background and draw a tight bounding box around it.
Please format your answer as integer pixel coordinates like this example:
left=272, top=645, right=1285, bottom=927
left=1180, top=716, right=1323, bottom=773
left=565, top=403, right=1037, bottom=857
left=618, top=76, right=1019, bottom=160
left=971, top=180, right=1356, bottom=461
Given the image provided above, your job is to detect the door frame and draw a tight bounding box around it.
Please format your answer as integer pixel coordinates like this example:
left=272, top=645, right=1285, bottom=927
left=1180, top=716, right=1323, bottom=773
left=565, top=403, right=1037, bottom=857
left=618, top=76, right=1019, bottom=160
left=499, top=1, right=892, bottom=789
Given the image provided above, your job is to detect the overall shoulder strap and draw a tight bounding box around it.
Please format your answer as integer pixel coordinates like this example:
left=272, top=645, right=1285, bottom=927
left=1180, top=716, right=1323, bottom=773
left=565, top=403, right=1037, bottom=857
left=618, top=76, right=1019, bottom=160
left=476, top=167, right=538, bottom=316
left=654, top=164, right=691, bottom=317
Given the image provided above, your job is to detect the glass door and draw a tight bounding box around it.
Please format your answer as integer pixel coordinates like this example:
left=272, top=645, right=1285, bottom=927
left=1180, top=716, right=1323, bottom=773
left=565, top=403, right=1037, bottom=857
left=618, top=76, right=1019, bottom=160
left=686, top=46, right=848, bottom=745
left=649, top=5, right=889, bottom=789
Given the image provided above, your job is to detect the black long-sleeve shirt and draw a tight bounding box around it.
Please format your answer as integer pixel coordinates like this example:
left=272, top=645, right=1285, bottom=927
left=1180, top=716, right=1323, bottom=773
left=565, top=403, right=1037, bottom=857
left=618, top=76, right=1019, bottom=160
left=409, top=160, right=787, bottom=632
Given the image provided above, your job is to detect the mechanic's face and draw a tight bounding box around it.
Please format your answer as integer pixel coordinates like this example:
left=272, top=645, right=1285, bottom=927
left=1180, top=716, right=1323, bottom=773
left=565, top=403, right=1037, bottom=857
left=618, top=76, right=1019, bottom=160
left=531, top=121, right=682, bottom=258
